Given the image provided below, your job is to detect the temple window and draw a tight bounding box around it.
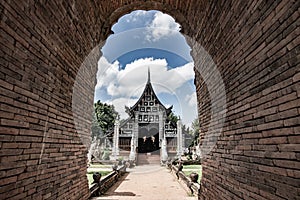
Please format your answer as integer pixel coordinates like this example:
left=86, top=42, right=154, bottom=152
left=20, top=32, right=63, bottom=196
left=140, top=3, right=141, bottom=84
left=144, top=115, right=148, bottom=122
left=149, top=115, right=154, bottom=122
left=155, top=115, right=159, bottom=121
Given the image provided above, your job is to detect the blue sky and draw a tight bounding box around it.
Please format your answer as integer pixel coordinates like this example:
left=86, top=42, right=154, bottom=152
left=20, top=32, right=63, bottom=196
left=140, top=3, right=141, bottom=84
left=95, top=10, right=197, bottom=127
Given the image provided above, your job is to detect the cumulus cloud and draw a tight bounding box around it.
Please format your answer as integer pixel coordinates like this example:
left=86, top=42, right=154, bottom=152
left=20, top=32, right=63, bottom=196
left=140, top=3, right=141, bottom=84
left=96, top=57, right=194, bottom=98
left=95, top=10, right=196, bottom=123
left=95, top=57, right=119, bottom=89
left=185, top=92, right=197, bottom=107
left=112, top=10, right=153, bottom=34
left=146, top=12, right=181, bottom=41
left=134, top=10, right=147, bottom=16
left=126, top=10, right=147, bottom=23
left=104, top=97, right=138, bottom=119
left=95, top=57, right=195, bottom=120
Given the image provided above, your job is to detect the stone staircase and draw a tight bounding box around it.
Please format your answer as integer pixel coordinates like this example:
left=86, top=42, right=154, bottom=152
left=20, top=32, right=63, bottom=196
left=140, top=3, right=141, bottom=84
left=137, top=153, right=161, bottom=165
left=119, top=150, right=130, bottom=158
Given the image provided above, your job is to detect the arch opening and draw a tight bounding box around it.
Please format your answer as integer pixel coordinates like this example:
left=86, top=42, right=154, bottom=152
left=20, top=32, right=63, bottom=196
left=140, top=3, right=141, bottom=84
left=69, top=4, right=229, bottom=198
left=90, top=10, right=199, bottom=162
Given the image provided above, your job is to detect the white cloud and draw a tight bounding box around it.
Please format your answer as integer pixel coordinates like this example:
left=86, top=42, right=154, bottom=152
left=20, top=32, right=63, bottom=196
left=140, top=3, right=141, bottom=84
left=104, top=98, right=138, bottom=119
left=164, top=104, right=172, bottom=109
left=134, top=10, right=147, bottom=16
left=95, top=57, right=198, bottom=123
left=146, top=12, right=181, bottom=41
left=185, top=92, right=197, bottom=107
left=96, top=57, right=194, bottom=98
left=118, top=10, right=150, bottom=31
left=95, top=57, right=119, bottom=89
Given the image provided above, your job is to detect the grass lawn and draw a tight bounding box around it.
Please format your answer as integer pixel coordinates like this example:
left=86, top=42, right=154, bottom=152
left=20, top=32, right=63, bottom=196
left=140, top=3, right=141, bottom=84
left=88, top=164, right=112, bottom=168
left=86, top=171, right=112, bottom=186
left=182, top=165, right=202, bottom=183
left=87, top=164, right=113, bottom=186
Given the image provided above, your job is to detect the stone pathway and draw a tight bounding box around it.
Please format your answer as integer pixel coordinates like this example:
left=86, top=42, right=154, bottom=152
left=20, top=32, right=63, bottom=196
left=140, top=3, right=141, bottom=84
left=92, top=165, right=197, bottom=200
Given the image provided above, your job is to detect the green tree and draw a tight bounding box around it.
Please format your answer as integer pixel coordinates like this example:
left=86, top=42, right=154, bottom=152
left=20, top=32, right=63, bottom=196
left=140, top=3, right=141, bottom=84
left=191, top=118, right=200, bottom=135
left=189, top=118, right=200, bottom=147
left=91, top=110, right=103, bottom=139
left=167, top=112, right=179, bottom=125
left=94, top=100, right=119, bottom=137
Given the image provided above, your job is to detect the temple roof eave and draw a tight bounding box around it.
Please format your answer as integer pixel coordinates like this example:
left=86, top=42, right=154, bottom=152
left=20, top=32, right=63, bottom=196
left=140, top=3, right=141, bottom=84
left=129, top=81, right=169, bottom=113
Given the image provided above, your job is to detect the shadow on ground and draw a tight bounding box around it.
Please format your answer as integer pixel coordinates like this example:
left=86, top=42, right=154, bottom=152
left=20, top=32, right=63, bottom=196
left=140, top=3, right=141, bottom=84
left=101, top=172, right=136, bottom=197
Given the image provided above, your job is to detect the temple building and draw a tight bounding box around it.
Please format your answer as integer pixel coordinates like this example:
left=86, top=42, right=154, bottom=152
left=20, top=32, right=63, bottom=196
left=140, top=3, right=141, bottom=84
left=111, top=69, right=185, bottom=164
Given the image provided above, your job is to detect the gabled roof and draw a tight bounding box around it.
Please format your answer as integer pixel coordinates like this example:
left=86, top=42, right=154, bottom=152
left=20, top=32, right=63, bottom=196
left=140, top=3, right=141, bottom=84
left=129, top=68, right=173, bottom=115
left=119, top=117, right=132, bottom=128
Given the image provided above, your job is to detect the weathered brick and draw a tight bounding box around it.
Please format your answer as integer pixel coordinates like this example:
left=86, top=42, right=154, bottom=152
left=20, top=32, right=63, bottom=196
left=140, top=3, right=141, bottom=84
left=6, top=192, right=27, bottom=200
left=17, top=171, right=39, bottom=181
left=258, top=165, right=287, bottom=176
left=259, top=136, right=288, bottom=144
left=265, top=151, right=297, bottom=159
left=0, top=149, right=23, bottom=156
left=13, top=86, right=39, bottom=100
left=262, top=127, right=295, bottom=137
left=0, top=127, right=19, bottom=135
left=252, top=144, right=278, bottom=151
left=287, top=169, right=300, bottom=179
left=1, top=118, right=30, bottom=128
left=287, top=135, right=300, bottom=143
left=253, top=106, right=278, bottom=118
left=257, top=121, right=284, bottom=131
left=2, top=176, right=17, bottom=185
left=278, top=98, right=300, bottom=111
left=278, top=144, right=299, bottom=152
left=271, top=92, right=298, bottom=107
left=284, top=116, right=300, bottom=126
left=0, top=1, right=299, bottom=200
left=5, top=167, right=25, bottom=177
left=293, top=72, right=300, bottom=82
left=274, top=160, right=300, bottom=169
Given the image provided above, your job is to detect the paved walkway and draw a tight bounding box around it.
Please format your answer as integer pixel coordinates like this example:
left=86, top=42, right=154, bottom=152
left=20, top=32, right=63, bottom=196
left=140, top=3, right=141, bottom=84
left=92, top=165, right=197, bottom=200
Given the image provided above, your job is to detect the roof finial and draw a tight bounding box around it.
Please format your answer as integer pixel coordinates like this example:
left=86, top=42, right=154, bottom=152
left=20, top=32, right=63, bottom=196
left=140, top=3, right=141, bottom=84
left=147, top=66, right=151, bottom=83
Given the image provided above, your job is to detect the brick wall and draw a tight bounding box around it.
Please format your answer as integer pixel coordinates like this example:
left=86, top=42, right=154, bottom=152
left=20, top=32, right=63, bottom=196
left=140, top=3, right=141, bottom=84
left=0, top=0, right=299, bottom=199
left=0, top=1, right=102, bottom=199
left=192, top=1, right=300, bottom=199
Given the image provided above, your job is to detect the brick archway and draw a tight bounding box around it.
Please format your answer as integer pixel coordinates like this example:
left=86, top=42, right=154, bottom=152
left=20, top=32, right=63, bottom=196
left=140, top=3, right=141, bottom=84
left=1, top=1, right=299, bottom=199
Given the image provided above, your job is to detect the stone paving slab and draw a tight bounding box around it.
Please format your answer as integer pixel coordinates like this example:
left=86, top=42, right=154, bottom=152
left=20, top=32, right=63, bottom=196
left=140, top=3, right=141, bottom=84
left=92, top=165, right=197, bottom=200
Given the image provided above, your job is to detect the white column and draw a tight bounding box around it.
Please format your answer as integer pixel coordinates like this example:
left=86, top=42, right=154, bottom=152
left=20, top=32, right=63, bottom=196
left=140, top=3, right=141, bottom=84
left=130, top=114, right=138, bottom=161
left=158, top=112, right=163, bottom=147
left=176, top=118, right=183, bottom=157
left=129, top=135, right=136, bottom=161
left=111, top=118, right=120, bottom=160
left=159, top=111, right=167, bottom=163
left=134, top=114, right=139, bottom=147
left=161, top=133, right=168, bottom=163
left=116, top=122, right=119, bottom=156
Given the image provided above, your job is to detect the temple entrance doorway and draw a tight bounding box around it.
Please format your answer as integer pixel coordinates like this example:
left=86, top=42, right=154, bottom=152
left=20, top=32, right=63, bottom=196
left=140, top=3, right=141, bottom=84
left=138, top=124, right=160, bottom=154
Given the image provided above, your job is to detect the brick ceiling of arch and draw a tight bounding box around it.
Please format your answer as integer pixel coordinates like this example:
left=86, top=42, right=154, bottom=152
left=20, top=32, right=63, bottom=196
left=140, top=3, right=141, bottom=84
left=1, top=0, right=299, bottom=199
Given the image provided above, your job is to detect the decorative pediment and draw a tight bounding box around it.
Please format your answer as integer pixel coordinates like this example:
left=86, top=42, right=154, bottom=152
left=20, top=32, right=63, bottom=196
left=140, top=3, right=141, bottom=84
left=128, top=68, right=172, bottom=116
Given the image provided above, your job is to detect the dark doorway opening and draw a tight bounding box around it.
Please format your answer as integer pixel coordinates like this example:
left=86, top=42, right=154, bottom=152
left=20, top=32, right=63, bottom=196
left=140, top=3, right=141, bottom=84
left=138, top=124, right=160, bottom=153
left=138, top=133, right=159, bottom=153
